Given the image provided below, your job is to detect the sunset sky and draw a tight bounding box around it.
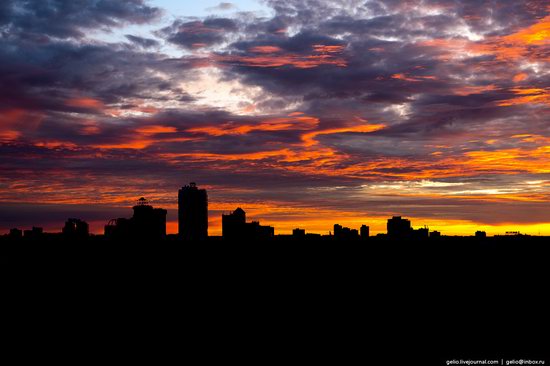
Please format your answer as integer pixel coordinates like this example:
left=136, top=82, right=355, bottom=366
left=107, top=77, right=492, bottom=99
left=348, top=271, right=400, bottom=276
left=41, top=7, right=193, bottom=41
left=1, top=0, right=549, bottom=236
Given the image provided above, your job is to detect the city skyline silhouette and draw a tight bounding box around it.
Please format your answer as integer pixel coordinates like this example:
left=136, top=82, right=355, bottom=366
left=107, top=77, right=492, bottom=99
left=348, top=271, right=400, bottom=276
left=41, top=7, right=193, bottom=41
left=4, top=182, right=544, bottom=241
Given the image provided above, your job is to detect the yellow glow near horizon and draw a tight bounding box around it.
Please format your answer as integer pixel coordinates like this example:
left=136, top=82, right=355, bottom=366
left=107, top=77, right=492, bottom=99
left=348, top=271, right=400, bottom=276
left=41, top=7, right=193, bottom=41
left=165, top=217, right=550, bottom=237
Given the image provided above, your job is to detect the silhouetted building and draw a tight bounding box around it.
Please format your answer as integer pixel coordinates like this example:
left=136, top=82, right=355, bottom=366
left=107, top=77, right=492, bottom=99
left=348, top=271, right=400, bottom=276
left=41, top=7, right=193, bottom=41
left=475, top=231, right=487, bottom=238
left=133, top=198, right=167, bottom=239
left=306, top=233, right=322, bottom=239
left=105, top=218, right=132, bottom=239
left=334, top=224, right=359, bottom=240
left=413, top=227, right=429, bottom=240
left=9, top=228, right=22, bottom=239
left=63, top=218, right=89, bottom=239
left=430, top=230, right=441, bottom=238
left=222, top=207, right=246, bottom=240
left=104, top=198, right=166, bottom=240
left=293, top=228, right=306, bottom=238
left=334, top=224, right=342, bottom=237
left=360, top=225, right=369, bottom=239
left=178, top=182, right=208, bottom=241
left=222, top=208, right=274, bottom=240
left=24, top=227, right=43, bottom=239
left=249, top=221, right=275, bottom=239
left=387, top=216, right=412, bottom=238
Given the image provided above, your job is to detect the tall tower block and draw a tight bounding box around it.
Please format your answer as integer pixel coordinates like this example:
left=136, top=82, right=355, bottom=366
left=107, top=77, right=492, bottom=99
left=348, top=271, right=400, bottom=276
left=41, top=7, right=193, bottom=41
left=178, top=182, right=208, bottom=240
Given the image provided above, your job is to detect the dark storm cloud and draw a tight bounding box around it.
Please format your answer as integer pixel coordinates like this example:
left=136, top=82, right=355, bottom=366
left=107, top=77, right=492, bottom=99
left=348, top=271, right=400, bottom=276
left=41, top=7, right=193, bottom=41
left=263, top=0, right=549, bottom=34
left=125, top=34, right=160, bottom=48
left=215, top=0, right=549, bottom=148
left=1, top=0, right=162, bottom=39
left=0, top=41, right=168, bottom=113
left=158, top=18, right=238, bottom=49
left=0, top=32, right=209, bottom=120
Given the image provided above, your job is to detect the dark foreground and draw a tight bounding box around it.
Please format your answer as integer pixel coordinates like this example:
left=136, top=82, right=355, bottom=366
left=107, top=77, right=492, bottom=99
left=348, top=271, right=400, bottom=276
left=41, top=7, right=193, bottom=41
left=2, top=236, right=548, bottom=363
left=2, top=234, right=550, bottom=266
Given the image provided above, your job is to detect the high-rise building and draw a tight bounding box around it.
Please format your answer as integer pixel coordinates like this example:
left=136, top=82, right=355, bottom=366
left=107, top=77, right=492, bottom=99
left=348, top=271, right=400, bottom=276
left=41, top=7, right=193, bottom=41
left=387, top=216, right=412, bottom=237
left=178, top=182, right=208, bottom=240
left=360, top=225, right=369, bottom=239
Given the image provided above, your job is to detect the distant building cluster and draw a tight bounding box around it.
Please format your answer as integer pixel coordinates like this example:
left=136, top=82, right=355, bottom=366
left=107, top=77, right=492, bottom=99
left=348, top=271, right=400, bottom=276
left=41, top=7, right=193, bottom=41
left=387, top=216, right=429, bottom=240
left=222, top=208, right=274, bottom=240
left=105, top=197, right=167, bottom=240
left=63, top=218, right=89, bottom=239
left=332, top=224, right=369, bottom=240
left=5, top=182, right=514, bottom=241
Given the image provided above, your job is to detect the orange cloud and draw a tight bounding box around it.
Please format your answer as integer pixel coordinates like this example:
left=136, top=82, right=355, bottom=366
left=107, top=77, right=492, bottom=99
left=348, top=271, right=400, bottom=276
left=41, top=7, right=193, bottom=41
left=513, top=73, right=529, bottom=83
left=92, top=125, right=183, bottom=150
left=187, top=116, right=320, bottom=136
left=502, top=16, right=550, bottom=45
left=80, top=121, right=101, bottom=135
left=312, top=44, right=346, bottom=53
left=453, top=84, right=498, bottom=96
left=160, top=121, right=387, bottom=179
left=217, top=44, right=347, bottom=69
left=497, top=88, right=550, bottom=107
left=0, top=130, right=20, bottom=141
left=0, top=108, right=43, bottom=141
left=93, top=140, right=154, bottom=150
left=301, top=123, right=386, bottom=147
left=35, top=141, right=78, bottom=149
left=136, top=125, right=178, bottom=135
left=249, top=46, right=283, bottom=53
left=391, top=73, right=437, bottom=82
left=473, top=14, right=550, bottom=63
left=66, top=97, right=104, bottom=109
left=137, top=106, right=159, bottom=114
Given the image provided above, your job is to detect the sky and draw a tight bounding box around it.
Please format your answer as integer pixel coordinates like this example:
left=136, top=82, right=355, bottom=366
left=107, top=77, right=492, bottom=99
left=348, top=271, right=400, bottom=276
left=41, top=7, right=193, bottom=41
left=0, top=0, right=549, bottom=236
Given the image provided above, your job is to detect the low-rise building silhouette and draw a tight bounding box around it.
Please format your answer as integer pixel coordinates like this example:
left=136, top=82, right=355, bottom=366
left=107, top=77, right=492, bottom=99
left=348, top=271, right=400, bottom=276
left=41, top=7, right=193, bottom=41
left=413, top=227, right=429, bottom=240
left=24, top=226, right=43, bottom=239
left=334, top=224, right=360, bottom=240
left=222, top=207, right=246, bottom=240
left=293, top=228, right=306, bottom=238
left=63, top=218, right=89, bottom=239
left=475, top=231, right=487, bottom=238
left=104, top=198, right=166, bottom=240
left=222, top=208, right=274, bottom=240
left=9, top=228, right=22, bottom=239
left=430, top=230, right=441, bottom=238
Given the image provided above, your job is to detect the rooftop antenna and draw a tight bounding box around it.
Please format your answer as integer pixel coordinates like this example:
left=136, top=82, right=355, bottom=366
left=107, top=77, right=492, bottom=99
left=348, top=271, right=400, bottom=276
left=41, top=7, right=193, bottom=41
left=136, top=197, right=149, bottom=206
